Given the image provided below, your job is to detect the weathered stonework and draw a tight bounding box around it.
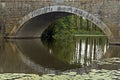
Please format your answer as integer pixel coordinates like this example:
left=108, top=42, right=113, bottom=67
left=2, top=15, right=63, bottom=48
left=18, top=5, right=112, bottom=38
left=1, top=0, right=120, bottom=44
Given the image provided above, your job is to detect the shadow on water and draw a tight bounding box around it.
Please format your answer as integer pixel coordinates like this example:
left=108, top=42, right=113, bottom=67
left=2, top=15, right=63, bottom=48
left=0, top=36, right=119, bottom=75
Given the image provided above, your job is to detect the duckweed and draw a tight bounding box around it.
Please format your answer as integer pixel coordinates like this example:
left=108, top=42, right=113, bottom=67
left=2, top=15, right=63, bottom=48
left=0, top=58, right=119, bottom=80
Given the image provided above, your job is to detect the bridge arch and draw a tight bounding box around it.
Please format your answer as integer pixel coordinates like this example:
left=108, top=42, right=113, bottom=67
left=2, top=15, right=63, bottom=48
left=15, top=5, right=112, bottom=38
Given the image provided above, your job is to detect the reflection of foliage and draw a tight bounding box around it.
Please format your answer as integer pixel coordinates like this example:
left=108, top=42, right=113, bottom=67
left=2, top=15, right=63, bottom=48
left=42, top=36, right=108, bottom=66
left=52, top=40, right=75, bottom=64
left=42, top=38, right=75, bottom=64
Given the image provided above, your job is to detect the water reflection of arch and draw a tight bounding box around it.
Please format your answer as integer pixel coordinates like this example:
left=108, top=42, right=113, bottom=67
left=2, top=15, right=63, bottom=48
left=0, top=37, right=110, bottom=74
left=15, top=39, right=82, bottom=73
left=0, top=39, right=42, bottom=74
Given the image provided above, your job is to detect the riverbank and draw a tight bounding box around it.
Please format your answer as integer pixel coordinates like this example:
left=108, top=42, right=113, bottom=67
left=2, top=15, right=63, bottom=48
left=74, top=34, right=106, bottom=37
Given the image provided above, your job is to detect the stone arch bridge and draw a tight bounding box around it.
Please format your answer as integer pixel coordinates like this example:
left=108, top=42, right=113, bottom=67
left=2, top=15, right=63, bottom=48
left=0, top=0, right=120, bottom=44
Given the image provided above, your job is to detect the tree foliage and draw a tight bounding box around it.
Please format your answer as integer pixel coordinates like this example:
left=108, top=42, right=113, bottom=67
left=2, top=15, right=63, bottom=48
left=41, top=15, right=104, bottom=40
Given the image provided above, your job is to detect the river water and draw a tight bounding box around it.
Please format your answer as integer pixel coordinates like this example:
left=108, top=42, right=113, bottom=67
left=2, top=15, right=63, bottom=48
left=0, top=36, right=120, bottom=75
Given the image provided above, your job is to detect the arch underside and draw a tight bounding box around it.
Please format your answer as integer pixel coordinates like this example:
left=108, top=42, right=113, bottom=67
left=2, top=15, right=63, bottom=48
left=16, top=12, right=72, bottom=38
left=15, top=5, right=112, bottom=38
